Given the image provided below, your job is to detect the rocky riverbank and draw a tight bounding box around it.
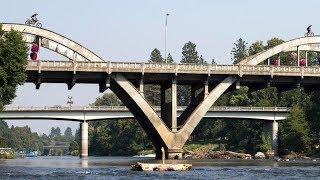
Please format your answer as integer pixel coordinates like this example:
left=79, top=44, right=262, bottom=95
left=183, top=149, right=316, bottom=162
left=185, top=150, right=252, bottom=159
left=0, top=148, right=15, bottom=159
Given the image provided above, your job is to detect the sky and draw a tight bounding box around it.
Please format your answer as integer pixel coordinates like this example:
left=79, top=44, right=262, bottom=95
left=1, top=0, right=320, bottom=135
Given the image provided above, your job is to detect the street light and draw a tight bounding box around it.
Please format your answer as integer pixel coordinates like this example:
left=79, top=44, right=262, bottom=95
left=165, top=13, right=170, bottom=63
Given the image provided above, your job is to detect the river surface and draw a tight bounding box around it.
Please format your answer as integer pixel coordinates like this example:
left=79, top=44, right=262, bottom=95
left=0, top=156, right=320, bottom=179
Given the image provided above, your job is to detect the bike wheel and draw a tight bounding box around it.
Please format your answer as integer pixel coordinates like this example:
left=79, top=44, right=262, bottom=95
left=25, top=20, right=31, bottom=25
left=36, top=23, right=42, bottom=28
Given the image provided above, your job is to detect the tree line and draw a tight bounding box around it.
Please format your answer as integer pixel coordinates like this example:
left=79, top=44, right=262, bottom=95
left=0, top=122, right=78, bottom=155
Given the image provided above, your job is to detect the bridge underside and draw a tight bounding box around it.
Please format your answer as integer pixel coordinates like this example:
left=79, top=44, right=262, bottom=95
left=26, top=71, right=320, bottom=92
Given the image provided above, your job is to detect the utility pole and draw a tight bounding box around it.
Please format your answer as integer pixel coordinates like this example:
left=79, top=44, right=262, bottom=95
left=165, top=13, right=170, bottom=63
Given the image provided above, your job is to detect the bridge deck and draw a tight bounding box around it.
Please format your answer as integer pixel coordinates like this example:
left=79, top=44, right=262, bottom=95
left=1, top=106, right=289, bottom=122
left=26, top=61, right=320, bottom=88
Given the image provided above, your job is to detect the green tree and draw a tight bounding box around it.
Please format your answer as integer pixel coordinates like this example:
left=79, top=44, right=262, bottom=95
left=248, top=41, right=264, bottom=56
left=259, top=132, right=272, bottom=152
left=306, top=91, right=320, bottom=146
left=64, top=127, right=73, bottom=141
left=178, top=41, right=204, bottom=105
left=49, top=127, right=62, bottom=139
left=181, top=41, right=200, bottom=63
left=229, top=87, right=251, bottom=106
left=279, top=88, right=310, bottom=108
left=278, top=106, right=311, bottom=154
left=231, top=38, right=248, bottom=64
left=250, top=87, right=277, bottom=107
left=167, top=53, right=174, bottom=63
left=0, top=24, right=28, bottom=110
left=149, top=48, right=163, bottom=63
left=93, top=93, right=122, bottom=106
left=265, top=38, right=285, bottom=49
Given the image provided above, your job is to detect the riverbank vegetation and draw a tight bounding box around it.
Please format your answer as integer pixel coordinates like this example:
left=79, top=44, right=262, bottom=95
left=0, top=121, right=78, bottom=157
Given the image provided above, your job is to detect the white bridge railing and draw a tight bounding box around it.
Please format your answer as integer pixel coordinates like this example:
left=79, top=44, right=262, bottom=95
left=27, top=60, right=320, bottom=77
left=3, top=106, right=291, bottom=112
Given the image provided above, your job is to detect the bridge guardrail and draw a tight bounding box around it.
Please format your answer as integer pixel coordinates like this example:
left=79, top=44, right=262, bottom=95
left=3, top=106, right=291, bottom=112
left=26, top=60, right=320, bottom=77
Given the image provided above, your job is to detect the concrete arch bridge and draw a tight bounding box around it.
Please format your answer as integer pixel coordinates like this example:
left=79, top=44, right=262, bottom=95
left=2, top=23, right=320, bottom=158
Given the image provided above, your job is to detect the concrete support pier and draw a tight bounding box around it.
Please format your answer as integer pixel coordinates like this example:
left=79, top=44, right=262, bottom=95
left=167, top=149, right=183, bottom=159
left=263, top=121, right=278, bottom=155
left=171, top=77, right=177, bottom=132
left=156, top=148, right=183, bottom=159
left=80, top=122, right=88, bottom=158
left=160, top=77, right=177, bottom=132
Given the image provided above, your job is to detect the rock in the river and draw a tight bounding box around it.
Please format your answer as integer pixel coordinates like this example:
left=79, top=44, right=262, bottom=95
left=265, top=150, right=274, bottom=159
left=254, top=152, right=265, bottom=159
left=131, top=162, right=192, bottom=171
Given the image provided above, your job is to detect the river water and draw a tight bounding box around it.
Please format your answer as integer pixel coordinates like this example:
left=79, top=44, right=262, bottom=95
left=0, top=156, right=319, bottom=179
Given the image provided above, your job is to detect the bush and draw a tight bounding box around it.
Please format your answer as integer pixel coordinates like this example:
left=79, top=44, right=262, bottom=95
left=259, top=132, right=272, bottom=152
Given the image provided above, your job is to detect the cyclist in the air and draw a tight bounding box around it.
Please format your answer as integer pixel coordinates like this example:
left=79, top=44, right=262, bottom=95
left=31, top=13, right=38, bottom=23
left=307, top=25, right=312, bottom=34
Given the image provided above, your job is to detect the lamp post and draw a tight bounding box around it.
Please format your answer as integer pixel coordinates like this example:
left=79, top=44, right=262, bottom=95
left=165, top=13, right=170, bottom=63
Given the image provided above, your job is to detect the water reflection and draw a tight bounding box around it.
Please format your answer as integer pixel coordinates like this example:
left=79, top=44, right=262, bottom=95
left=81, top=158, right=88, bottom=168
left=0, top=157, right=319, bottom=179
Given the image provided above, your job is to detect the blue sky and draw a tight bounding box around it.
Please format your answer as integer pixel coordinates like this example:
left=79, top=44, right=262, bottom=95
left=1, top=0, right=320, bottom=134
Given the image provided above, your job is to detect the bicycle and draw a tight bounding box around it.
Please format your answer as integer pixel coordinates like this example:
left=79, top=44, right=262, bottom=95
left=304, top=31, right=314, bottom=37
left=25, top=18, right=42, bottom=28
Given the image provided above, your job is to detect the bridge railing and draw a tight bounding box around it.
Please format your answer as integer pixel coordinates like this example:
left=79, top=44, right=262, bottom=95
left=3, top=106, right=291, bottom=112
left=26, top=60, right=320, bottom=77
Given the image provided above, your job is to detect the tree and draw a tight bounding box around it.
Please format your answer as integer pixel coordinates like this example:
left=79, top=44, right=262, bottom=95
left=278, top=106, right=311, bottom=155
left=149, top=48, right=163, bottom=63
left=181, top=41, right=200, bottom=63
left=49, top=127, right=62, bottom=139
left=64, top=127, right=73, bottom=141
left=0, top=24, right=28, bottom=111
left=178, top=41, right=203, bottom=105
left=167, top=53, right=174, bottom=63
left=229, top=87, right=251, bottom=106
left=145, top=49, right=166, bottom=106
left=248, top=41, right=264, bottom=56
left=231, top=38, right=248, bottom=64
left=92, top=93, right=122, bottom=107
left=265, top=38, right=284, bottom=49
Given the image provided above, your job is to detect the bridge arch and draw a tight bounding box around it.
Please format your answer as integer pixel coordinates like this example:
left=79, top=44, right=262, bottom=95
left=1, top=23, right=176, bottom=157
left=1, top=23, right=104, bottom=62
left=177, top=36, right=320, bottom=149
left=241, top=36, right=320, bottom=65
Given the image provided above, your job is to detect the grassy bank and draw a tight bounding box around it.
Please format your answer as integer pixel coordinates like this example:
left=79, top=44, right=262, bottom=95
left=184, top=143, right=219, bottom=152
